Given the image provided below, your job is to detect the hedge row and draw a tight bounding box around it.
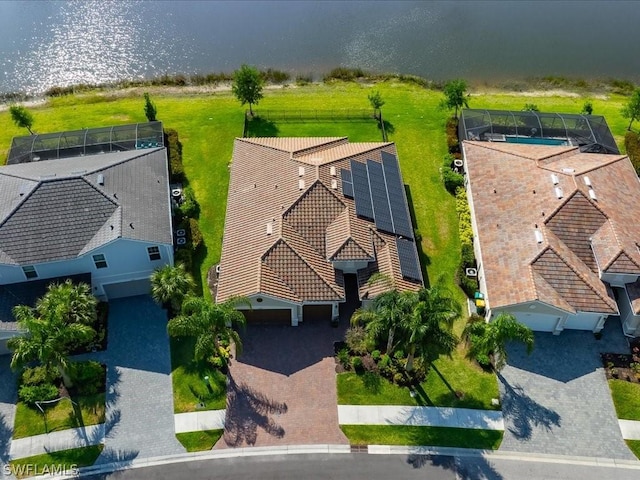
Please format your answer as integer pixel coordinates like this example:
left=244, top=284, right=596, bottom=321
left=455, top=187, right=478, bottom=298
left=625, top=131, right=640, bottom=176
left=165, top=128, right=184, bottom=183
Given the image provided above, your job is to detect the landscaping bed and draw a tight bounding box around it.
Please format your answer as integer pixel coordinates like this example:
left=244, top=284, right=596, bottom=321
left=601, top=340, right=640, bottom=383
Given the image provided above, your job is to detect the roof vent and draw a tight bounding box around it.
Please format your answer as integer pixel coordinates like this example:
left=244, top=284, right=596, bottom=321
left=534, top=229, right=544, bottom=244
left=330, top=166, right=336, bottom=176
left=562, top=168, right=575, bottom=174
left=298, top=166, right=305, bottom=177
left=97, top=173, right=104, bottom=186
left=19, top=184, right=29, bottom=196
left=583, top=176, right=592, bottom=187
left=266, top=222, right=273, bottom=235
left=554, top=187, right=563, bottom=199
left=331, top=179, right=338, bottom=189
left=298, top=179, right=305, bottom=190
left=589, top=189, right=597, bottom=201
left=551, top=173, right=559, bottom=185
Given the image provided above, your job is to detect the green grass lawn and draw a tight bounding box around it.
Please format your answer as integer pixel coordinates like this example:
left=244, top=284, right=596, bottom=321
left=627, top=440, right=640, bottom=460
left=338, top=355, right=499, bottom=410
left=608, top=379, right=640, bottom=421
left=9, top=445, right=103, bottom=479
left=12, top=394, right=105, bottom=439
left=176, top=429, right=224, bottom=452
left=341, top=425, right=503, bottom=449
left=170, top=337, right=227, bottom=413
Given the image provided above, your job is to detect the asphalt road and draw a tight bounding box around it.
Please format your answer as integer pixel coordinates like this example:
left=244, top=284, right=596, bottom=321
left=84, top=453, right=640, bottom=480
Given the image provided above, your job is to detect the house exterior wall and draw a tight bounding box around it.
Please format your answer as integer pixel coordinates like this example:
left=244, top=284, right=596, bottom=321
left=0, top=239, right=173, bottom=300
left=615, top=286, right=640, bottom=337
left=241, top=294, right=299, bottom=326
left=497, top=301, right=608, bottom=334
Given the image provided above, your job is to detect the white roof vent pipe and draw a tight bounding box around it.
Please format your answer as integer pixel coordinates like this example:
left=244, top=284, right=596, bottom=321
left=298, top=166, right=305, bottom=177
left=534, top=229, right=544, bottom=244
left=331, top=179, right=338, bottom=189
left=551, top=173, right=559, bottom=185
left=584, top=176, right=592, bottom=187
left=97, top=173, right=104, bottom=186
left=589, top=189, right=598, bottom=201
left=555, top=187, right=563, bottom=199
left=266, top=222, right=273, bottom=235
left=299, top=179, right=305, bottom=190
left=330, top=166, right=336, bottom=176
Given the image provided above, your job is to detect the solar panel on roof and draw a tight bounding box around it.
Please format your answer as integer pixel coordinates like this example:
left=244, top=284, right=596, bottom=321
left=350, top=160, right=374, bottom=219
left=381, top=152, right=413, bottom=238
left=341, top=169, right=354, bottom=198
left=396, top=238, right=422, bottom=282
left=367, top=159, right=394, bottom=234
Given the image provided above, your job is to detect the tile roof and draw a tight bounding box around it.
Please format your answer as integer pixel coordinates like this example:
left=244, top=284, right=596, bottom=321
left=626, top=279, right=640, bottom=315
left=0, top=148, right=172, bottom=265
left=217, top=138, right=422, bottom=305
left=464, top=140, right=640, bottom=315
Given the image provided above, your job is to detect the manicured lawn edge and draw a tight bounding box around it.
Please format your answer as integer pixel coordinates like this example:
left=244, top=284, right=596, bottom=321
left=626, top=440, right=640, bottom=460
left=9, top=445, right=103, bottom=479
left=176, top=429, right=224, bottom=452
left=340, top=425, right=503, bottom=449
left=608, top=379, right=640, bottom=421
left=12, top=393, right=106, bottom=439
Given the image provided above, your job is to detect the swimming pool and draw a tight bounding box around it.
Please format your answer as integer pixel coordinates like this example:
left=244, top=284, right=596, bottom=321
left=505, top=136, right=569, bottom=146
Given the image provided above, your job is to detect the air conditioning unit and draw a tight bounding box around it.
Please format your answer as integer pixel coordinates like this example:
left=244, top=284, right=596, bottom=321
left=171, top=188, right=183, bottom=198
left=176, top=229, right=186, bottom=237
left=453, top=159, right=464, bottom=168
left=465, top=268, right=478, bottom=277
left=176, top=237, right=187, bottom=246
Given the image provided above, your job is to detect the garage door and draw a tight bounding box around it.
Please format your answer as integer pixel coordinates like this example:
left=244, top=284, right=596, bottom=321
left=564, top=314, right=599, bottom=331
left=514, top=312, right=558, bottom=332
left=241, top=309, right=291, bottom=325
left=303, top=304, right=332, bottom=322
left=103, top=278, right=151, bottom=300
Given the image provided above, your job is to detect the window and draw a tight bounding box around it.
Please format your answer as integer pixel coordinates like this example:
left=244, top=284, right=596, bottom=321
left=93, top=254, right=108, bottom=269
left=147, top=246, right=161, bottom=261
left=22, top=266, right=38, bottom=279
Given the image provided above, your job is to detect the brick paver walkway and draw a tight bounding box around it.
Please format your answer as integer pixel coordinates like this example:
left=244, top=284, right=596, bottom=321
left=215, top=320, right=349, bottom=448
left=95, top=296, right=185, bottom=464
left=498, top=317, right=635, bottom=460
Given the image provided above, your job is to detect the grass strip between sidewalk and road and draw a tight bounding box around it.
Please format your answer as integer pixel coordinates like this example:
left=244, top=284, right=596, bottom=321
left=8, top=445, right=103, bottom=479
left=626, top=440, right=640, bottom=460
left=176, top=429, right=224, bottom=452
left=608, top=379, right=640, bottom=421
left=341, top=425, right=503, bottom=449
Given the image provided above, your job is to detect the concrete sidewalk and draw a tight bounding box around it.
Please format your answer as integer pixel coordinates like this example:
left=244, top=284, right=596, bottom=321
left=9, top=424, right=104, bottom=459
left=175, top=410, right=226, bottom=434
left=619, top=420, right=640, bottom=440
left=338, top=405, right=504, bottom=430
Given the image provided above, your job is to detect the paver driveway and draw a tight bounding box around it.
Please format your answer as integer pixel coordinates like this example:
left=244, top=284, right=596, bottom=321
left=216, top=319, right=349, bottom=448
left=498, top=317, right=635, bottom=459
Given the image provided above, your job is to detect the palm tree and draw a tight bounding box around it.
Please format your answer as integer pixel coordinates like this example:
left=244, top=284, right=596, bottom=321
left=35, top=280, right=97, bottom=326
left=401, top=286, right=461, bottom=372
left=150, top=263, right=195, bottom=313
left=167, top=296, right=249, bottom=363
left=352, top=288, right=416, bottom=355
left=463, top=312, right=534, bottom=370
left=8, top=305, right=95, bottom=388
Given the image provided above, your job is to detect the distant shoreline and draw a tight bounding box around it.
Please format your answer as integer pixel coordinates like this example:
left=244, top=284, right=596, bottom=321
left=1, top=67, right=637, bottom=108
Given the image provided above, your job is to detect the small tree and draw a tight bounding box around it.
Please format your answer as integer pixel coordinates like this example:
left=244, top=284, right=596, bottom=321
left=463, top=312, right=534, bottom=370
left=581, top=100, right=593, bottom=115
left=622, top=88, right=640, bottom=131
left=150, top=263, right=195, bottom=314
left=232, top=64, right=264, bottom=116
left=439, top=79, right=470, bottom=117
left=522, top=103, right=539, bottom=112
left=368, top=90, right=385, bottom=119
left=143, top=92, right=157, bottom=122
left=9, top=105, right=35, bottom=134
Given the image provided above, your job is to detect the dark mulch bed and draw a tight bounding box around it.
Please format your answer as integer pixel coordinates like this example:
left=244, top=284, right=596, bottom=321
left=601, top=340, right=640, bottom=383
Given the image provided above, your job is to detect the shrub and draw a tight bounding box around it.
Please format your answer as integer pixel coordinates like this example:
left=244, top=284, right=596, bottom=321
left=378, top=354, right=390, bottom=369
left=261, top=68, right=291, bottom=84
left=189, top=218, right=203, bottom=252
left=164, top=128, right=184, bottom=183
left=392, top=372, right=405, bottom=385
left=371, top=350, right=381, bottom=362
left=295, top=74, right=313, bottom=86
left=461, top=242, right=475, bottom=268
left=337, top=348, right=351, bottom=369
left=456, top=264, right=478, bottom=298
left=393, top=349, right=405, bottom=361
left=210, top=356, right=225, bottom=370
left=21, top=366, right=56, bottom=386
left=625, top=131, right=640, bottom=176
left=19, top=384, right=59, bottom=406
left=446, top=117, right=460, bottom=153
left=351, top=356, right=364, bottom=372
left=323, top=67, right=367, bottom=82
left=174, top=248, right=193, bottom=273
left=70, top=361, right=105, bottom=396
left=345, top=326, right=369, bottom=355
left=179, top=186, right=200, bottom=219
left=443, top=169, right=464, bottom=194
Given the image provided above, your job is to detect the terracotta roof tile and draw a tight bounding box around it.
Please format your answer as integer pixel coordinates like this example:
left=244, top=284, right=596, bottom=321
left=607, top=252, right=640, bottom=275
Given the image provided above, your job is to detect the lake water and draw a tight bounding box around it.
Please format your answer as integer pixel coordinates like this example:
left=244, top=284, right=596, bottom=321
left=0, top=0, right=639, bottom=95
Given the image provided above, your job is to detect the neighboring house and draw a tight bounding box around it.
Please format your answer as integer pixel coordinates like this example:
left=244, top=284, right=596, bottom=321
left=0, top=122, right=173, bottom=354
left=461, top=112, right=640, bottom=335
left=216, top=137, right=423, bottom=325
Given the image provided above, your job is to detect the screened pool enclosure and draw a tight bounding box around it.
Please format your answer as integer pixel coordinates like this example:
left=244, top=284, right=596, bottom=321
left=458, top=109, right=619, bottom=154
left=7, top=121, right=164, bottom=165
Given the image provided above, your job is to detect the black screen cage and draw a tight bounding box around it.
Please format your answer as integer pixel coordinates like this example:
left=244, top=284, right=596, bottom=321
left=7, top=121, right=164, bottom=165
left=458, top=109, right=619, bottom=154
